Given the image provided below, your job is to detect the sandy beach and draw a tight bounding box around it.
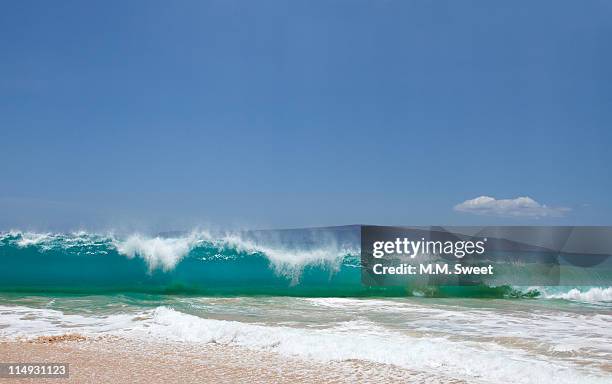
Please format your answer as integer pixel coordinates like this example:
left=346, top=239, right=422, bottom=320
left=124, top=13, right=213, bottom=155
left=1, top=238, right=610, bottom=384
left=1, top=293, right=610, bottom=384
left=0, top=335, right=466, bottom=384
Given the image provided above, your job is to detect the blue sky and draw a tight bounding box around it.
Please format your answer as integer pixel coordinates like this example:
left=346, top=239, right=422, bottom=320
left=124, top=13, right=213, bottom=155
left=1, top=1, right=611, bottom=231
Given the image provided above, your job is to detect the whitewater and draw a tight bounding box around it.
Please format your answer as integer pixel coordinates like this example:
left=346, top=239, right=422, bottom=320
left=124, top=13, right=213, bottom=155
left=1, top=228, right=611, bottom=383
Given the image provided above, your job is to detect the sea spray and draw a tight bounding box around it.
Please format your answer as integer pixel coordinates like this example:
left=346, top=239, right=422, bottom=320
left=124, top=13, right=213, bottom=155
left=1, top=229, right=611, bottom=301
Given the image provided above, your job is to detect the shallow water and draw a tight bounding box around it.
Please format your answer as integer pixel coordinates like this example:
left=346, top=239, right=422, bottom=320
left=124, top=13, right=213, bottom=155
left=1, top=229, right=611, bottom=383
left=0, top=294, right=610, bottom=384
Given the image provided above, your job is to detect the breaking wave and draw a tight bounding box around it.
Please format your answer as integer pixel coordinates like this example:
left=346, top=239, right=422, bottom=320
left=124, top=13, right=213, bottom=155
left=0, top=229, right=610, bottom=301
left=541, top=286, right=612, bottom=303
left=1, top=303, right=609, bottom=384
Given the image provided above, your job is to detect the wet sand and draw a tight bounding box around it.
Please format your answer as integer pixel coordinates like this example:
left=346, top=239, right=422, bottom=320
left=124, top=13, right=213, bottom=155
left=0, top=335, right=465, bottom=384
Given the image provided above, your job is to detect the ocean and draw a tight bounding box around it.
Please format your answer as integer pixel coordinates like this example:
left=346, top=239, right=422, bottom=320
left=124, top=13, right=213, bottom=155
left=0, top=228, right=611, bottom=383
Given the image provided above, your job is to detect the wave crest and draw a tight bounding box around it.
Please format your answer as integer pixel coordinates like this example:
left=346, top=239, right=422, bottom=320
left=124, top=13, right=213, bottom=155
left=1, top=230, right=359, bottom=279
left=543, top=287, right=612, bottom=303
left=113, top=234, right=202, bottom=271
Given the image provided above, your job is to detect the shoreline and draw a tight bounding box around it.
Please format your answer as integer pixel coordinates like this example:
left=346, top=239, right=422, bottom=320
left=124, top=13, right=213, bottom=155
left=1, top=296, right=609, bottom=384
left=0, top=335, right=463, bottom=384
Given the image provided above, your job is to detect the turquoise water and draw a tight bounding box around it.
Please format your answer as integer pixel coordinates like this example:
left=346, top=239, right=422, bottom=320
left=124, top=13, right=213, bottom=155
left=0, top=229, right=370, bottom=296
left=1, top=229, right=611, bottom=383
left=2, top=229, right=606, bottom=298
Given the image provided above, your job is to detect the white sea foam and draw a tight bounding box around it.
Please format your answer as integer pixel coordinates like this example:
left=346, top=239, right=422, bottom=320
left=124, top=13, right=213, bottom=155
left=2, top=230, right=112, bottom=250
left=110, top=231, right=355, bottom=278
left=217, top=233, right=353, bottom=281
left=304, top=297, right=612, bottom=354
left=1, top=230, right=356, bottom=276
left=139, top=307, right=611, bottom=384
left=13, top=232, right=53, bottom=248
left=1, top=299, right=611, bottom=384
left=543, top=287, right=612, bottom=303
left=113, top=233, right=203, bottom=271
left=0, top=305, right=140, bottom=339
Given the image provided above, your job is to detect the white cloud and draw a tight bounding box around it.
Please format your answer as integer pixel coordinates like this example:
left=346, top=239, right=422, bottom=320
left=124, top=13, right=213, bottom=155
left=454, top=196, right=570, bottom=218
